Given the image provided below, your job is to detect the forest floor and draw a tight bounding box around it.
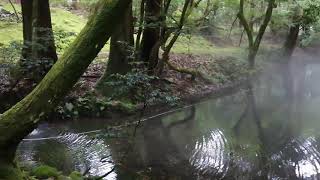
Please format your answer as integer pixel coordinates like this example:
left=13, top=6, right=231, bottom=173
left=76, top=53, right=248, bottom=100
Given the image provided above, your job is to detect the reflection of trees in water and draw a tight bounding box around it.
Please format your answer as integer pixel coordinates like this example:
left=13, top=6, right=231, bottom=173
left=125, top=106, right=199, bottom=178
left=225, top=62, right=320, bottom=180
left=18, top=62, right=320, bottom=179
left=18, top=132, right=115, bottom=177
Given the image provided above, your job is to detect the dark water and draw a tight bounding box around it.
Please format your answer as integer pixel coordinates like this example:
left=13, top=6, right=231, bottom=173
left=17, top=60, right=320, bottom=179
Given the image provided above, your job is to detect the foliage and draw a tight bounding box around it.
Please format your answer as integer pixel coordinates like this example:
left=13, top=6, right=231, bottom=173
left=69, top=171, right=84, bottom=180
left=50, top=0, right=99, bottom=12
left=55, top=93, right=136, bottom=119
left=0, top=40, right=21, bottom=64
left=297, top=0, right=320, bottom=26
left=53, top=28, right=76, bottom=54
left=0, top=3, right=86, bottom=45
left=0, top=41, right=22, bottom=80
left=206, top=56, right=248, bottom=84
left=104, top=67, right=179, bottom=106
left=31, top=165, right=60, bottom=179
left=297, top=0, right=320, bottom=47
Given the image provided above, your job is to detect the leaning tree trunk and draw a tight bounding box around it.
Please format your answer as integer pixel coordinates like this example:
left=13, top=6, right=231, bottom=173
left=0, top=0, right=131, bottom=179
left=96, top=2, right=134, bottom=94
left=140, top=0, right=161, bottom=70
left=2, top=0, right=58, bottom=114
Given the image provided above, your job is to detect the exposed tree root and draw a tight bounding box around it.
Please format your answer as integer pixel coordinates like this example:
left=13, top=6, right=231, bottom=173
left=164, top=59, right=213, bottom=83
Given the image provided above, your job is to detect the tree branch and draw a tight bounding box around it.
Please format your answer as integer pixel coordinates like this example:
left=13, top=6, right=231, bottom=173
left=8, top=0, right=20, bottom=22
left=237, top=0, right=254, bottom=47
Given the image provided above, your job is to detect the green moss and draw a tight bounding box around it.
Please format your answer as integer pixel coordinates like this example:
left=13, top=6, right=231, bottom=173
left=0, top=21, right=22, bottom=44
left=0, top=162, right=23, bottom=180
left=69, top=171, right=84, bottom=180
left=1, top=3, right=21, bottom=13
left=31, top=165, right=60, bottom=179
left=116, top=100, right=136, bottom=114
left=50, top=8, right=86, bottom=33
left=172, top=35, right=244, bottom=56
left=172, top=35, right=216, bottom=54
left=0, top=4, right=86, bottom=45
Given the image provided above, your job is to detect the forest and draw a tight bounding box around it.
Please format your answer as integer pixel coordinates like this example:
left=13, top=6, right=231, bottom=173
left=0, top=0, right=320, bottom=179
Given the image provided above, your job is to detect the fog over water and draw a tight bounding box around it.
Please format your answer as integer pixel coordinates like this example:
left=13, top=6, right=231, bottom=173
left=17, top=53, right=320, bottom=179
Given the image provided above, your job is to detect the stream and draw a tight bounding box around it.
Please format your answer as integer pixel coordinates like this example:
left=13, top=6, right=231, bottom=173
left=17, top=59, right=320, bottom=179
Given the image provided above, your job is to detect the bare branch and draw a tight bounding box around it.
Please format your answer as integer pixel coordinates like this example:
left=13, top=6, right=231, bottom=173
left=8, top=0, right=20, bottom=22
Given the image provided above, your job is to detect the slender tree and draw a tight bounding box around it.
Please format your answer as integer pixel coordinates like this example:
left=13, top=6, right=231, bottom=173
left=238, top=0, right=276, bottom=69
left=0, top=0, right=131, bottom=178
left=20, top=0, right=33, bottom=67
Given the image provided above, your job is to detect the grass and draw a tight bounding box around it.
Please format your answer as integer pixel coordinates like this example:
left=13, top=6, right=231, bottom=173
left=50, top=8, right=86, bottom=33
left=173, top=35, right=244, bottom=57
left=0, top=2, right=244, bottom=59
left=0, top=21, right=22, bottom=44
left=0, top=2, right=87, bottom=44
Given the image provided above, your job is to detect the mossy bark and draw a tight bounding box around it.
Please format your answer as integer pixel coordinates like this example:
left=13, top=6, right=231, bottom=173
left=0, top=0, right=131, bottom=179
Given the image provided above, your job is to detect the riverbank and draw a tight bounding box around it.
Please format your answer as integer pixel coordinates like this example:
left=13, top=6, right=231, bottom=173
left=49, top=52, right=248, bottom=120
left=18, top=52, right=320, bottom=180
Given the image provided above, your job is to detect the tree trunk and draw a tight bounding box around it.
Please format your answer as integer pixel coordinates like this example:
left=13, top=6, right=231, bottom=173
left=31, top=0, right=58, bottom=76
left=20, top=0, right=33, bottom=66
left=283, top=6, right=302, bottom=61
left=140, top=0, right=161, bottom=70
left=96, top=3, right=134, bottom=92
left=0, top=0, right=131, bottom=178
left=20, top=0, right=58, bottom=82
left=283, top=24, right=300, bottom=60
left=248, top=49, right=257, bottom=69
left=238, top=0, right=276, bottom=69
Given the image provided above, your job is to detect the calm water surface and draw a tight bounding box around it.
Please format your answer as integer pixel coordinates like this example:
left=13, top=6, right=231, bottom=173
left=17, top=61, right=320, bottom=179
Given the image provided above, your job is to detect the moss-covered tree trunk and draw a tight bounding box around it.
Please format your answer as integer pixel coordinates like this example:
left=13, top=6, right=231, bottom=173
left=0, top=0, right=131, bottom=179
left=140, top=0, right=161, bottom=70
left=96, top=2, right=134, bottom=93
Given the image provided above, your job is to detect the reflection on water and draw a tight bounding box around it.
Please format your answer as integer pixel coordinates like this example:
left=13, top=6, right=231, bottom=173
left=17, top=61, right=320, bottom=179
